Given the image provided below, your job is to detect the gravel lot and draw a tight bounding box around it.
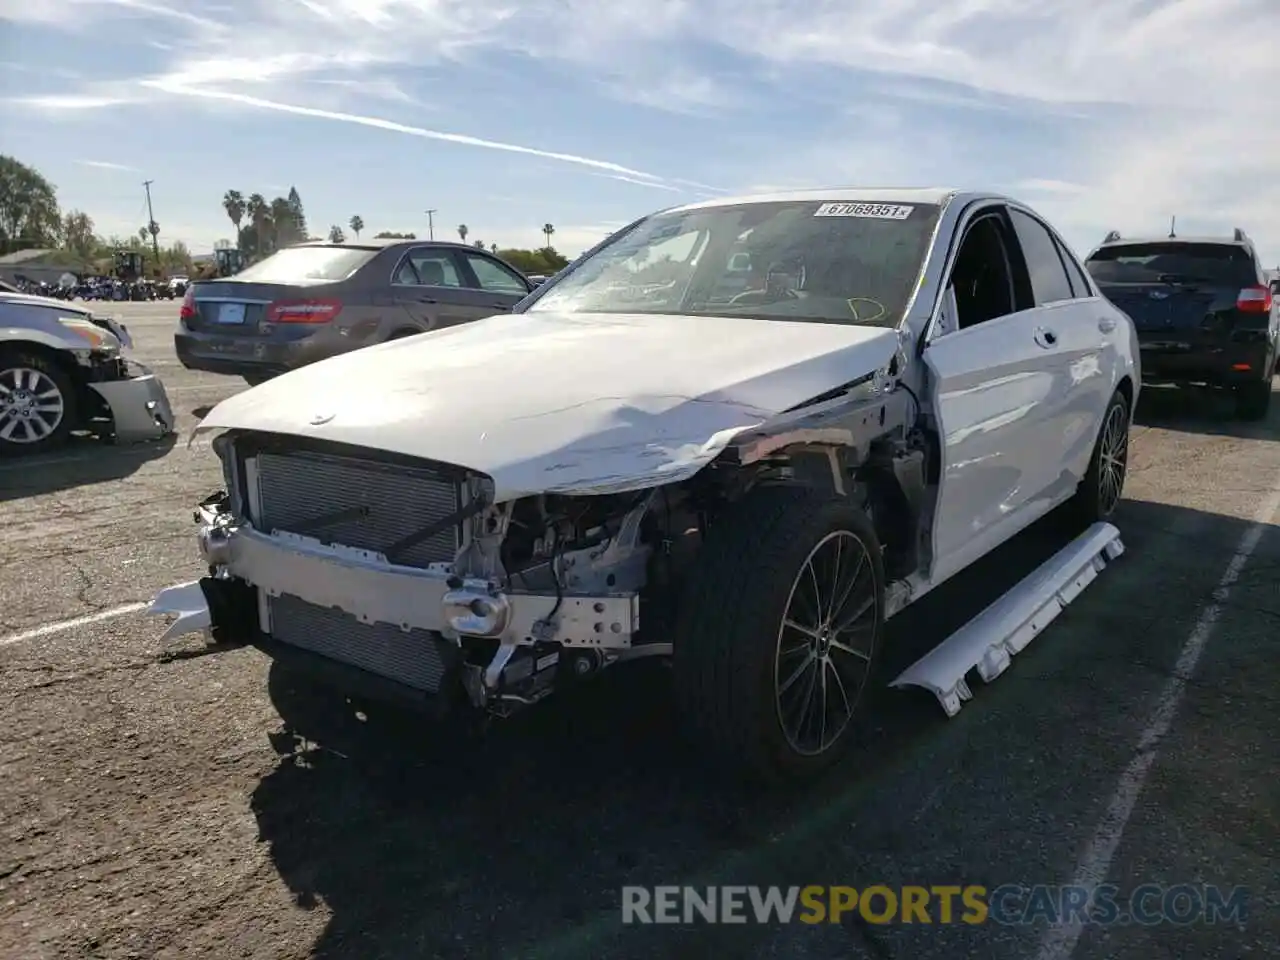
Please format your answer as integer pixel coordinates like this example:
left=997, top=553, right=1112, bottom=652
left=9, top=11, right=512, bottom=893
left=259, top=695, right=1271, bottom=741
left=1, top=302, right=1277, bottom=960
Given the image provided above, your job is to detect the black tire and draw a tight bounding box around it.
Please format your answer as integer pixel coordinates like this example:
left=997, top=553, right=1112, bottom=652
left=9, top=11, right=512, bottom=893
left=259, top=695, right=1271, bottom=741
left=1063, top=388, right=1130, bottom=528
left=0, top=347, right=77, bottom=456
left=242, top=373, right=274, bottom=387
left=672, top=485, right=885, bottom=783
left=1235, top=378, right=1272, bottom=421
left=388, top=328, right=422, bottom=340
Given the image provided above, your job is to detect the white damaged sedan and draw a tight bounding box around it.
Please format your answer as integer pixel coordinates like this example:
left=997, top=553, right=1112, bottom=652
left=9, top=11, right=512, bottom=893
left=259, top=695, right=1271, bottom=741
left=152, top=189, right=1138, bottom=781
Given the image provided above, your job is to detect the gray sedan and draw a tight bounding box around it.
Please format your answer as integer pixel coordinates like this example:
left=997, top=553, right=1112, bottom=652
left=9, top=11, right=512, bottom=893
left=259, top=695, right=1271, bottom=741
left=174, top=239, right=534, bottom=385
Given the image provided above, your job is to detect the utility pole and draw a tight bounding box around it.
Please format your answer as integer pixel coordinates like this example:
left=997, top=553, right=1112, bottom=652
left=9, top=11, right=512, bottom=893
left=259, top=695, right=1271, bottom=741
left=142, top=180, right=161, bottom=265
left=425, top=209, right=437, bottom=241
left=1168, top=215, right=1176, bottom=238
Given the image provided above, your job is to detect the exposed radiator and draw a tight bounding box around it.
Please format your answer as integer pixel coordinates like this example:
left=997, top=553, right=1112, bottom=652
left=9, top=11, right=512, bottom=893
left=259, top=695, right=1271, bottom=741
left=251, top=448, right=462, bottom=567
left=268, top=592, right=452, bottom=693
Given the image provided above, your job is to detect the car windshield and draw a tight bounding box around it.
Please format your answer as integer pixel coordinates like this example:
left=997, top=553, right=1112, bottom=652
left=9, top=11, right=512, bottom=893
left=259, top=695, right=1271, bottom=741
left=1084, top=242, right=1256, bottom=286
left=233, top=246, right=378, bottom=284
left=524, top=199, right=942, bottom=327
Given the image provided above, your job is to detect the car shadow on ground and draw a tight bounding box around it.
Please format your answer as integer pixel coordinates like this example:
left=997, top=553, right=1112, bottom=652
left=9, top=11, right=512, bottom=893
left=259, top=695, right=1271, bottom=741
left=0, top=433, right=177, bottom=503
left=245, top=499, right=1169, bottom=960
left=1135, top=379, right=1279, bottom=440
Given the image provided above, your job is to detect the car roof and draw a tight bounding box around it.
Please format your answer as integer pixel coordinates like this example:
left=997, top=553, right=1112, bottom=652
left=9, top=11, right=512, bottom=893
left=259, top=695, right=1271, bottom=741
left=664, top=187, right=977, bottom=214
left=1089, top=235, right=1260, bottom=267
left=1095, top=235, right=1251, bottom=248
left=290, top=239, right=484, bottom=253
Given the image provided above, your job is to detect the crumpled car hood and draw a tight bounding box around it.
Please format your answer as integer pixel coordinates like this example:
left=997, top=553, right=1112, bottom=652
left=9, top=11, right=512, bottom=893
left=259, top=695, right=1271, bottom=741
left=194, top=310, right=902, bottom=501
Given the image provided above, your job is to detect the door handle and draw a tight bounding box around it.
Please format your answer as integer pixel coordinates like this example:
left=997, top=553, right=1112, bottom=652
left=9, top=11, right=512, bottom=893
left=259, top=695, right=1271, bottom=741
left=1033, top=327, right=1058, bottom=349
left=417, top=297, right=437, bottom=304
left=1098, top=316, right=1117, bottom=333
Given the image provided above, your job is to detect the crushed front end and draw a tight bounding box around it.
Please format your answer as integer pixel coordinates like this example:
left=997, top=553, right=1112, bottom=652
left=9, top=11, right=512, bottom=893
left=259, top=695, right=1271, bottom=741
left=151, top=431, right=664, bottom=718
left=83, top=355, right=176, bottom=442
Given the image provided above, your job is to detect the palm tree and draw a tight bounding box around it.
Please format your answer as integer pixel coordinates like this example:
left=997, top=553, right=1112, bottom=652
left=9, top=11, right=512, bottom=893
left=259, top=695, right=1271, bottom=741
left=222, top=190, right=245, bottom=242
left=490, top=243, right=498, bottom=254
left=457, top=224, right=468, bottom=244
left=349, top=215, right=364, bottom=239
left=542, top=222, right=555, bottom=248
left=473, top=239, right=485, bottom=249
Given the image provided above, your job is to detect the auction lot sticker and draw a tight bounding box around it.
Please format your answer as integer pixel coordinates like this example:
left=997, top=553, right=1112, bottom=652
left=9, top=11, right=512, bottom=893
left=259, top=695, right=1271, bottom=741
left=815, top=202, right=914, bottom=219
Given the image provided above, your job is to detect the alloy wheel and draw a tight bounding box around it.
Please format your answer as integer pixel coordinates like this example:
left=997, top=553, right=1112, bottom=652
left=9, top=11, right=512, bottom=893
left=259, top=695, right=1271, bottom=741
left=0, top=367, right=66, bottom=445
left=1098, top=402, right=1129, bottom=516
left=774, top=530, right=879, bottom=757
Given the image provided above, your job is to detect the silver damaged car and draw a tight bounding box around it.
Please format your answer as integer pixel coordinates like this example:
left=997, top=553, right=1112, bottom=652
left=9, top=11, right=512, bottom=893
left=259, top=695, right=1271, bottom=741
left=0, top=292, right=175, bottom=454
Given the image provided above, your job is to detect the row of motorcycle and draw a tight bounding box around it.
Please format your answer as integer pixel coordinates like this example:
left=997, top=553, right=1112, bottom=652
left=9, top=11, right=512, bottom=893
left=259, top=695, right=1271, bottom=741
left=10, top=276, right=186, bottom=301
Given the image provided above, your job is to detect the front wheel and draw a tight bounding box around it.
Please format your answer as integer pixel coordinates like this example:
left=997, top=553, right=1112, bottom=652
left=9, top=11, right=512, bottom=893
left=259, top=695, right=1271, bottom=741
left=672, top=486, right=885, bottom=783
left=0, top=348, right=77, bottom=456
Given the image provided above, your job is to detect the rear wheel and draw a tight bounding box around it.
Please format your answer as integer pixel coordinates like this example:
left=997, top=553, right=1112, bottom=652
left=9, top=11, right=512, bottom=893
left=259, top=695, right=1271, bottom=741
left=1064, top=388, right=1129, bottom=528
left=672, top=486, right=885, bottom=783
left=1235, top=378, right=1272, bottom=421
left=0, top=348, right=77, bottom=456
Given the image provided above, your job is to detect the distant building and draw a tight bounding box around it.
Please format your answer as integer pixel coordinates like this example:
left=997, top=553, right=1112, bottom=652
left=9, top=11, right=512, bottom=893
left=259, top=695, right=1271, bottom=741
left=0, top=249, right=87, bottom=286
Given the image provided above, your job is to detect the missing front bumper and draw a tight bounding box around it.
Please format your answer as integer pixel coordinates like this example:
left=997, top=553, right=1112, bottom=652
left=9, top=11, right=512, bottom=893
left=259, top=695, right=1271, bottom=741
left=148, top=506, right=643, bottom=708
left=87, top=361, right=176, bottom=441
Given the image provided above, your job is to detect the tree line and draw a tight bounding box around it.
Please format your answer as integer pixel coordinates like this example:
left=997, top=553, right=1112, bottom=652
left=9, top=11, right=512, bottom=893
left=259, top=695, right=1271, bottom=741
left=0, top=155, right=194, bottom=275
left=0, top=153, right=574, bottom=280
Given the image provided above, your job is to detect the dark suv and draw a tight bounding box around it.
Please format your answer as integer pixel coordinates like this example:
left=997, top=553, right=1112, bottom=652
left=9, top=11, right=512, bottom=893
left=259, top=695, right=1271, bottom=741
left=1083, top=229, right=1277, bottom=420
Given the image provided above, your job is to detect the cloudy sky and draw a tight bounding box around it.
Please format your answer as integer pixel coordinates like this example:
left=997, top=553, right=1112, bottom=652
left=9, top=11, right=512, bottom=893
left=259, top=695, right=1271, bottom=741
left=2, top=0, right=1277, bottom=263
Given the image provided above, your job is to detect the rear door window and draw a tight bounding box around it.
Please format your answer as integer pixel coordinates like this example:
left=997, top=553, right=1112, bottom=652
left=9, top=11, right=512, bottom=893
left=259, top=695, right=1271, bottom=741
left=233, top=246, right=378, bottom=284
left=1054, top=238, right=1093, bottom=297
left=394, top=249, right=464, bottom=287
left=1084, top=242, right=1256, bottom=286
left=1008, top=209, right=1075, bottom=305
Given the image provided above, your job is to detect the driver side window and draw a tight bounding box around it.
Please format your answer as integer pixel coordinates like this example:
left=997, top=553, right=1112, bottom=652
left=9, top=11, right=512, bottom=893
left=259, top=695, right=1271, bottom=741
left=947, top=215, right=1013, bottom=335
left=939, top=214, right=1018, bottom=335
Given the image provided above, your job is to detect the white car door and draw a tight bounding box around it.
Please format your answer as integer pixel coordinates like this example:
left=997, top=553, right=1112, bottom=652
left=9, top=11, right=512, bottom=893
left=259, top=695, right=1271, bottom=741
left=922, top=207, right=1074, bottom=581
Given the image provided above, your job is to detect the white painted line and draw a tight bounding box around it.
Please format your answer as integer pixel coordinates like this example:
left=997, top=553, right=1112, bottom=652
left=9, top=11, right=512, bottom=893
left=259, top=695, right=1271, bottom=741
left=1035, top=478, right=1280, bottom=960
left=0, top=580, right=198, bottom=648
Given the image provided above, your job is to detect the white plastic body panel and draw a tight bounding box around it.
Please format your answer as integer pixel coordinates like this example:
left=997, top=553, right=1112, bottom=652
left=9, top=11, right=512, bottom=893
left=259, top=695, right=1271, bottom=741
left=891, top=522, right=1125, bottom=715
left=150, top=581, right=211, bottom=642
